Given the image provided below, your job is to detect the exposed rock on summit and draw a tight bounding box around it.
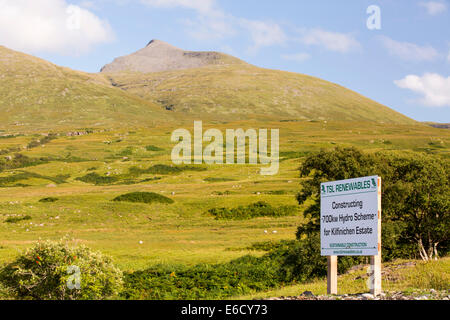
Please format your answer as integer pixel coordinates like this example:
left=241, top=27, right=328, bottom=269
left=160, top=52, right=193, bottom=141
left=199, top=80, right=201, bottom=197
left=100, top=40, right=244, bottom=73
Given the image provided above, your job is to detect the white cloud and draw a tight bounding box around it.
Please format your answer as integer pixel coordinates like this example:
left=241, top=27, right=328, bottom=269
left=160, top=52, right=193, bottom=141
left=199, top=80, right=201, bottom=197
left=419, top=1, right=448, bottom=15
left=182, top=11, right=236, bottom=40
left=281, top=53, right=311, bottom=63
left=141, top=0, right=235, bottom=40
left=240, top=19, right=287, bottom=53
left=395, top=73, right=450, bottom=107
left=0, top=0, right=114, bottom=55
left=79, top=1, right=97, bottom=9
left=298, top=28, right=360, bottom=53
left=140, top=0, right=286, bottom=52
left=379, top=36, right=439, bottom=62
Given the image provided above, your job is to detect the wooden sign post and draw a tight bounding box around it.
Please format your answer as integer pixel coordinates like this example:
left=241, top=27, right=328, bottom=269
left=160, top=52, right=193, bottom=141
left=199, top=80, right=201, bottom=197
left=327, top=256, right=338, bottom=295
left=370, top=177, right=382, bottom=296
left=321, top=176, right=382, bottom=296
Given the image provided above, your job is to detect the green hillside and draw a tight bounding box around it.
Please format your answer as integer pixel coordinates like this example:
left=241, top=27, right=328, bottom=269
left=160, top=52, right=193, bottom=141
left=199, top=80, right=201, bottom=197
left=0, top=43, right=448, bottom=300
left=0, top=44, right=417, bottom=131
left=105, top=64, right=416, bottom=124
left=0, top=46, right=172, bottom=132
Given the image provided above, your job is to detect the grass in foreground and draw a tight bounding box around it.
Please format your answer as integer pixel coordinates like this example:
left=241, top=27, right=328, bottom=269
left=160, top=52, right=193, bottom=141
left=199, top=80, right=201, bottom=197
left=232, top=257, right=450, bottom=299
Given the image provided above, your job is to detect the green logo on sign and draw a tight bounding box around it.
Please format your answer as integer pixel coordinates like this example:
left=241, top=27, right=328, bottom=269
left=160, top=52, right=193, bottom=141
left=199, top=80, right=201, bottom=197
left=371, top=178, right=377, bottom=188
left=321, top=185, right=326, bottom=194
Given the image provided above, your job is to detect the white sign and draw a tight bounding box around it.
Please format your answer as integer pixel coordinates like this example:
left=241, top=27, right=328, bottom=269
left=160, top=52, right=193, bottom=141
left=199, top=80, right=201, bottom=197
left=321, top=176, right=381, bottom=256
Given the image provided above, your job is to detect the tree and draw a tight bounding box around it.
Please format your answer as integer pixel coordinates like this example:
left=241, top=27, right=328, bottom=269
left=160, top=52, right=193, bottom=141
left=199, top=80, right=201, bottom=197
left=296, top=147, right=449, bottom=261
left=296, top=147, right=377, bottom=237
left=380, top=153, right=449, bottom=261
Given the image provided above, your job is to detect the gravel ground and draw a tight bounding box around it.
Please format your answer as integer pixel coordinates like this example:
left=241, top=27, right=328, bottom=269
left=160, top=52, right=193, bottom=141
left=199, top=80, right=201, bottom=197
left=265, top=289, right=450, bottom=300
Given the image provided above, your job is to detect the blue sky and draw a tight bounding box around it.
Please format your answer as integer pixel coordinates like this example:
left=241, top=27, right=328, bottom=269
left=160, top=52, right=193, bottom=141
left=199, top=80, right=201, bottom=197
left=1, top=0, right=449, bottom=122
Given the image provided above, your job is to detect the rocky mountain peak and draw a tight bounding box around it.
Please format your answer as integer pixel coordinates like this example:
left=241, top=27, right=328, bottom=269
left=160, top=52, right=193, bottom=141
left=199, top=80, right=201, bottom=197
left=100, top=40, right=242, bottom=73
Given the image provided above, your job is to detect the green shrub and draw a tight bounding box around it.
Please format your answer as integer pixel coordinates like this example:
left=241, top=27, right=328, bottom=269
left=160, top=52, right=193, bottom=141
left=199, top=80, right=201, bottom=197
left=5, top=215, right=32, bottom=223
left=257, top=190, right=288, bottom=195
left=0, top=134, right=23, bottom=139
left=0, top=154, right=49, bottom=173
left=280, top=151, right=309, bottom=161
left=0, top=171, right=68, bottom=186
left=39, top=197, right=59, bottom=203
left=147, top=164, right=207, bottom=175
left=145, top=145, right=164, bottom=152
left=245, top=240, right=294, bottom=252
left=139, top=177, right=162, bottom=183
left=122, top=255, right=282, bottom=300
left=207, top=201, right=298, bottom=220
left=121, top=237, right=361, bottom=300
left=76, top=173, right=119, bottom=185
left=26, top=133, right=57, bottom=149
left=204, top=177, right=236, bottom=182
left=0, top=239, right=123, bottom=300
left=118, top=147, right=133, bottom=156
left=272, top=235, right=363, bottom=283
left=128, top=164, right=206, bottom=176
left=0, top=281, right=14, bottom=299
left=113, top=192, right=174, bottom=204
left=212, top=191, right=233, bottom=196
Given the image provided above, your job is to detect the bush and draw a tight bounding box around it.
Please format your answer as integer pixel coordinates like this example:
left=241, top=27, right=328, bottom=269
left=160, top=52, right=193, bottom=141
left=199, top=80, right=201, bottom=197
left=204, top=177, right=236, bottom=182
left=207, top=201, right=298, bottom=220
left=145, top=145, right=164, bottom=152
left=27, top=133, right=57, bottom=149
left=0, top=239, right=123, bottom=300
left=122, top=255, right=282, bottom=300
left=127, top=164, right=206, bottom=177
left=263, top=190, right=288, bottom=195
left=113, top=192, right=174, bottom=204
left=244, top=240, right=295, bottom=252
left=117, top=147, right=133, bottom=156
left=273, top=234, right=363, bottom=283
left=147, top=164, right=207, bottom=175
left=5, top=215, right=32, bottom=224
left=0, top=154, right=49, bottom=173
left=39, top=197, right=59, bottom=203
left=76, top=172, right=119, bottom=185
left=121, top=237, right=362, bottom=300
left=0, top=171, right=67, bottom=187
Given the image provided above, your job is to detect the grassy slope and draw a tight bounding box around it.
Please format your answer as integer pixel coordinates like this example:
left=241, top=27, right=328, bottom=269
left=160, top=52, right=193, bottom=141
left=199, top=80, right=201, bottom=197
left=0, top=46, right=173, bottom=132
left=0, top=121, right=448, bottom=271
left=105, top=64, right=416, bottom=124
left=0, top=46, right=447, bottom=298
left=233, top=257, right=450, bottom=299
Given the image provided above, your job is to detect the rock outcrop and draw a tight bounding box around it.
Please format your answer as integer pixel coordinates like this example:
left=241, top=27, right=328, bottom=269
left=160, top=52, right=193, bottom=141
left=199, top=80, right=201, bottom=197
left=100, top=39, right=243, bottom=73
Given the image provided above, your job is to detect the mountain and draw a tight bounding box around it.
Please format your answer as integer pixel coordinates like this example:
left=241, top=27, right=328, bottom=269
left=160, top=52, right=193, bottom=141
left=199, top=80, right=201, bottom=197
left=0, top=42, right=417, bottom=132
left=100, top=39, right=245, bottom=73
left=101, top=41, right=416, bottom=124
left=0, top=45, right=171, bottom=132
left=423, top=122, right=450, bottom=129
